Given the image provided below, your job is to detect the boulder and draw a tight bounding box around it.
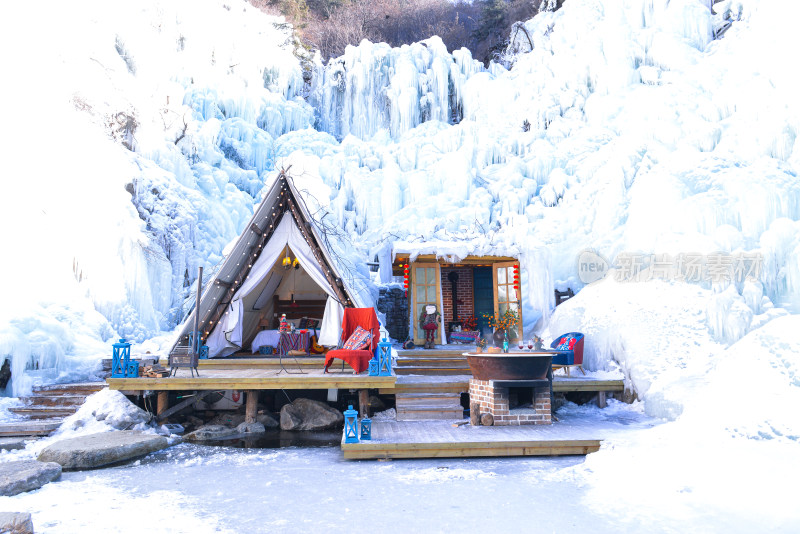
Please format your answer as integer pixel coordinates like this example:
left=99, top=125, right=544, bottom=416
left=280, top=399, right=343, bottom=431
left=37, top=431, right=169, bottom=470
left=0, top=460, right=62, bottom=496
left=236, top=422, right=265, bottom=434
left=65, top=389, right=151, bottom=432
left=0, top=359, right=11, bottom=390
left=369, top=395, right=386, bottom=412
left=208, top=413, right=245, bottom=427
left=0, top=438, right=31, bottom=452
left=256, top=413, right=279, bottom=429
left=183, top=425, right=236, bottom=441
left=0, top=512, right=34, bottom=534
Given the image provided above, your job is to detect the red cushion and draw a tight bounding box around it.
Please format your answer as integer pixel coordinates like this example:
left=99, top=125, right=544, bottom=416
left=343, top=326, right=372, bottom=350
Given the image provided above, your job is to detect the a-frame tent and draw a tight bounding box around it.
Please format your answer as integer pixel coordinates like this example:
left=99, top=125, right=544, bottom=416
left=172, top=170, right=370, bottom=358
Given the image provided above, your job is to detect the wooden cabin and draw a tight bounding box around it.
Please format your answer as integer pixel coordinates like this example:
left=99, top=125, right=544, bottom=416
left=391, top=253, right=523, bottom=346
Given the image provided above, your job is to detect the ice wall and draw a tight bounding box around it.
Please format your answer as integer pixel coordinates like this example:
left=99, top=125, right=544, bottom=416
left=0, top=0, right=313, bottom=394
left=3, top=0, right=799, bottom=402
left=311, top=37, right=485, bottom=140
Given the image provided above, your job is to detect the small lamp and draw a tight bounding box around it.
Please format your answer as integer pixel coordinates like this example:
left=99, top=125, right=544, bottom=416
left=111, top=338, right=131, bottom=378
left=378, top=337, right=392, bottom=376
left=360, top=417, right=372, bottom=440
left=343, top=405, right=359, bottom=443
left=368, top=357, right=379, bottom=376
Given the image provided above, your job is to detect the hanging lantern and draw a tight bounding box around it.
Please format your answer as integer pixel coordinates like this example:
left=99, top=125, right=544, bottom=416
left=293, top=258, right=300, bottom=270
left=343, top=405, right=359, bottom=443
left=282, top=245, right=292, bottom=270
left=403, top=264, right=410, bottom=297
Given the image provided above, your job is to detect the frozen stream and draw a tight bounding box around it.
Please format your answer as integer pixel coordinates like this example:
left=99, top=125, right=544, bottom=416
left=4, top=401, right=772, bottom=534
left=10, top=445, right=644, bottom=534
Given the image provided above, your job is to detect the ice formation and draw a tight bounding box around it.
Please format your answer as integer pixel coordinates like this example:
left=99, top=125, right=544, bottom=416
left=0, top=0, right=797, bottom=445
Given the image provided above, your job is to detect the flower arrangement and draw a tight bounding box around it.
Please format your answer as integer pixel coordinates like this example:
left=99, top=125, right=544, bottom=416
left=482, top=309, right=519, bottom=331
left=459, top=314, right=478, bottom=331
left=477, top=336, right=487, bottom=349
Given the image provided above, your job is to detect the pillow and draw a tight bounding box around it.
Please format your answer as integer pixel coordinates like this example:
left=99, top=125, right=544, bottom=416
left=343, top=325, right=372, bottom=351
left=555, top=336, right=575, bottom=350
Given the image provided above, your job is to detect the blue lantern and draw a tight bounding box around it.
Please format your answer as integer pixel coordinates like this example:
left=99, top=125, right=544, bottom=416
left=378, top=338, right=392, bottom=376
left=368, top=357, right=379, bottom=376
left=343, top=405, right=359, bottom=443
left=111, top=339, right=131, bottom=378
left=199, top=345, right=209, bottom=359
left=360, top=417, right=372, bottom=440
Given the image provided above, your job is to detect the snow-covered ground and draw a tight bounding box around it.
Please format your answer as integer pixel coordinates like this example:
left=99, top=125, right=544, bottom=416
left=2, top=400, right=796, bottom=533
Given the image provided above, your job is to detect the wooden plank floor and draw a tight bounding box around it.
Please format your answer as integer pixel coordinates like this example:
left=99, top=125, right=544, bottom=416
left=107, top=368, right=395, bottom=391
left=381, top=375, right=624, bottom=394
left=0, top=420, right=63, bottom=437
left=341, top=420, right=602, bottom=459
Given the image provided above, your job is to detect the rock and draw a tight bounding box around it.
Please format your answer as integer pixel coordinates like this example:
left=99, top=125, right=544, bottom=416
left=0, top=512, right=34, bottom=533
left=0, top=359, right=11, bottom=390
left=256, top=413, right=279, bottom=429
left=37, top=431, right=169, bottom=470
left=280, top=398, right=343, bottom=431
left=0, top=460, right=62, bottom=496
left=368, top=395, right=386, bottom=412
left=0, top=438, right=31, bottom=452
left=209, top=413, right=245, bottom=427
left=236, top=422, right=265, bottom=434
left=377, top=287, right=409, bottom=342
left=183, top=425, right=236, bottom=441
left=65, top=390, right=151, bottom=432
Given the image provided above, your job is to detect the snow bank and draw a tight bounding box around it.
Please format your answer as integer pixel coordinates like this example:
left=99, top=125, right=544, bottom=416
left=576, top=315, right=800, bottom=530
left=1, top=389, right=157, bottom=461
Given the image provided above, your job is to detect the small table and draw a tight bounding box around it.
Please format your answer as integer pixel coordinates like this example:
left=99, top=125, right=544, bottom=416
left=277, top=331, right=310, bottom=374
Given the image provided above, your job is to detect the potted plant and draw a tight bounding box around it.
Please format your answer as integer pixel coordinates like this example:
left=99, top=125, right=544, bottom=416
left=482, top=309, right=520, bottom=347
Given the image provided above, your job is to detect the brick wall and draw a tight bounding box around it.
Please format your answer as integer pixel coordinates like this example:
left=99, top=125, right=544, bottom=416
left=440, top=267, right=474, bottom=329
left=469, top=379, right=551, bottom=425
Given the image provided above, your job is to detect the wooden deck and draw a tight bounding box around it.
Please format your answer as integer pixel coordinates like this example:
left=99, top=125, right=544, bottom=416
left=341, top=420, right=602, bottom=460
left=379, top=375, right=625, bottom=395
left=107, top=367, right=396, bottom=391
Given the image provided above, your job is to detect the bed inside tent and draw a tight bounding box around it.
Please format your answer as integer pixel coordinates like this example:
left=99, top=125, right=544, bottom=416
left=205, top=213, right=345, bottom=358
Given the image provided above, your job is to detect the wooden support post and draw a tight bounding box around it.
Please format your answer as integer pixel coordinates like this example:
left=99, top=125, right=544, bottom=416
left=157, top=391, right=168, bottom=416
left=597, top=391, right=607, bottom=409
left=358, top=389, right=369, bottom=418
left=245, top=390, right=258, bottom=424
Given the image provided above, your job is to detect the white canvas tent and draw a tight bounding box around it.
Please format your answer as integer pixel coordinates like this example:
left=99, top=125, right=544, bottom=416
left=172, top=171, right=371, bottom=358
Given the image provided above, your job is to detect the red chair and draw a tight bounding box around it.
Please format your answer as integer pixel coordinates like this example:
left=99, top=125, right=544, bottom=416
left=323, top=308, right=381, bottom=374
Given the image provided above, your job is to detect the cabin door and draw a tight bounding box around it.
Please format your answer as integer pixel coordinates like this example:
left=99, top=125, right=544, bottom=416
left=473, top=267, right=494, bottom=340
left=492, top=261, right=523, bottom=342
left=411, top=262, right=442, bottom=345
